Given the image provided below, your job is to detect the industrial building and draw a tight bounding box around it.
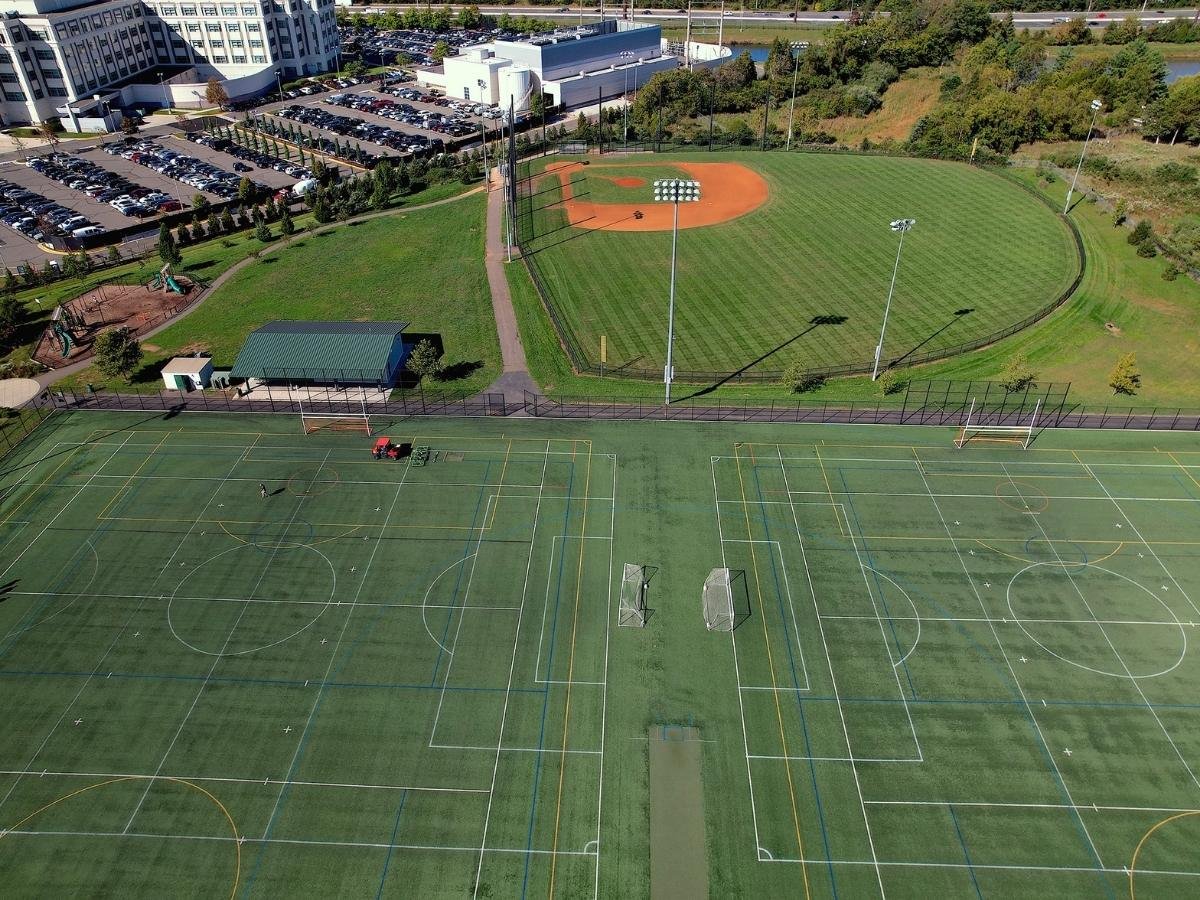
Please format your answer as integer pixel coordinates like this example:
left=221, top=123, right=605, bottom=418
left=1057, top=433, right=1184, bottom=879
left=417, top=20, right=729, bottom=115
left=0, top=0, right=339, bottom=128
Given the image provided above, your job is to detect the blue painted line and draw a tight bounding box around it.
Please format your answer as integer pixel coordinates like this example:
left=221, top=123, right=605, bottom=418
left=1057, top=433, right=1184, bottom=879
left=838, top=472, right=918, bottom=699
left=751, top=465, right=839, bottom=898
left=374, top=788, right=410, bottom=899
left=428, top=461, right=492, bottom=686
left=521, top=460, right=575, bottom=899
left=0, top=669, right=543, bottom=693
left=948, top=804, right=984, bottom=900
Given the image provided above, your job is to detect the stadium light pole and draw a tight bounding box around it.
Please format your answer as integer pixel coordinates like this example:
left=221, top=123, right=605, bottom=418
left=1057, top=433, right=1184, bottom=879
left=784, top=41, right=806, bottom=152
left=619, top=50, right=635, bottom=153
left=1064, top=99, right=1103, bottom=215
left=872, top=218, right=915, bottom=382
left=654, top=179, right=701, bottom=405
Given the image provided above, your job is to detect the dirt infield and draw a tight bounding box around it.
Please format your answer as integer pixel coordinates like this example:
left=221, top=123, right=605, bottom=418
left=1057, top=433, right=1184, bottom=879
left=541, top=160, right=768, bottom=232
left=32, top=277, right=197, bottom=367
left=609, top=175, right=646, bottom=188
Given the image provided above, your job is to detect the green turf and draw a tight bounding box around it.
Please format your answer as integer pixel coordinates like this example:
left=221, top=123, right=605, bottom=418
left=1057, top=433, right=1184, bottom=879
left=562, top=163, right=689, bottom=206
left=519, top=152, right=1080, bottom=378
left=2, top=411, right=1200, bottom=897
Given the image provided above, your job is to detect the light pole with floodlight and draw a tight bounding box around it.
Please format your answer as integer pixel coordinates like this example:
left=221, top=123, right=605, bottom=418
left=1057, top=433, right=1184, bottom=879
left=618, top=50, right=635, bottom=152
left=654, top=179, right=701, bottom=405
left=1064, top=98, right=1103, bottom=215
left=872, top=218, right=915, bottom=381
left=784, top=41, right=808, bottom=152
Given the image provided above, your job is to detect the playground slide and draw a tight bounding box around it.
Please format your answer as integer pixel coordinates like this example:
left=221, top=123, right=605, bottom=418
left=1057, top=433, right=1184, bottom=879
left=164, top=275, right=185, bottom=295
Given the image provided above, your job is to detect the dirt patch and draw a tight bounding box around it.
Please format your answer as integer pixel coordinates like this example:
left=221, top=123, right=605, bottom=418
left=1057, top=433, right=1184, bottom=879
left=32, top=276, right=199, bottom=368
left=608, top=175, right=646, bottom=188
left=649, top=725, right=707, bottom=900
left=1105, top=322, right=1122, bottom=335
left=541, top=160, right=768, bottom=232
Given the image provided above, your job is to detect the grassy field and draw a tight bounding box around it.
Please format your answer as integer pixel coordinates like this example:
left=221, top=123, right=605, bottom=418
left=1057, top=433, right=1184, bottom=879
left=56, top=191, right=498, bottom=396
left=2, top=411, right=1200, bottom=897
left=518, top=152, right=1080, bottom=379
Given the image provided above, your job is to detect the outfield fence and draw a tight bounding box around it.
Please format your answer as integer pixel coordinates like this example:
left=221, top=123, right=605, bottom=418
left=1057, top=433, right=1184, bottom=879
left=512, top=146, right=1087, bottom=385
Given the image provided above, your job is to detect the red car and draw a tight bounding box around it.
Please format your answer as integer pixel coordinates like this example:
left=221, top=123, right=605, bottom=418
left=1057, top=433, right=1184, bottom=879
left=157, top=200, right=184, bottom=212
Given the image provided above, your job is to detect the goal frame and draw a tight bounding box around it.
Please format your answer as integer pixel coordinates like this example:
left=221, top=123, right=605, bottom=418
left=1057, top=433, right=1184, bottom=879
left=618, top=563, right=647, bottom=628
left=954, top=398, right=1041, bottom=450
left=703, top=568, right=735, bottom=632
left=300, top=399, right=372, bottom=436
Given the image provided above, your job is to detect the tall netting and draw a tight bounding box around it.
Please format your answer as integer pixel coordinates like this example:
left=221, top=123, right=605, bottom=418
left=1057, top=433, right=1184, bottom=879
left=618, top=563, right=647, bottom=628
left=703, top=568, right=734, bottom=632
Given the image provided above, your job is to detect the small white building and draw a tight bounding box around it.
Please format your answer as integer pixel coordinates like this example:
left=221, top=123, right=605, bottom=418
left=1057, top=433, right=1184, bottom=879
left=418, top=20, right=729, bottom=115
left=161, top=356, right=213, bottom=391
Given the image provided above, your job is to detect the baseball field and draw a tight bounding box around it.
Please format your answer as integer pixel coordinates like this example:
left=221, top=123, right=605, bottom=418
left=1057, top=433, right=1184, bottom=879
left=516, top=152, right=1082, bottom=381
left=1, top=410, right=1199, bottom=897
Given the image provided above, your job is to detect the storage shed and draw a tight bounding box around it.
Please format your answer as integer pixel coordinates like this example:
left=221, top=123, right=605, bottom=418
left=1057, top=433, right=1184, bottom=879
left=161, top=356, right=214, bottom=391
left=229, top=321, right=412, bottom=387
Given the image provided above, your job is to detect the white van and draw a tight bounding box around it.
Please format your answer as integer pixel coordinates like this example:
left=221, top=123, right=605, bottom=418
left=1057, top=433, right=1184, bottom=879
left=72, top=225, right=106, bottom=237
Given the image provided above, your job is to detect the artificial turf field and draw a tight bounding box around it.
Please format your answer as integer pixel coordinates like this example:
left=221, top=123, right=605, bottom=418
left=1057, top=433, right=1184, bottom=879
left=1, top=411, right=1200, bottom=898
left=518, top=152, right=1081, bottom=377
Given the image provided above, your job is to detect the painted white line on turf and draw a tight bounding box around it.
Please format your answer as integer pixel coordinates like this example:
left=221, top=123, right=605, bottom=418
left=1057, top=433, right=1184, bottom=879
left=123, top=447, right=331, bottom=835
left=0, top=767, right=489, bottom=793
left=865, top=799, right=1200, bottom=813
left=3, top=588, right=524, bottom=613
left=593, top=456, right=617, bottom=898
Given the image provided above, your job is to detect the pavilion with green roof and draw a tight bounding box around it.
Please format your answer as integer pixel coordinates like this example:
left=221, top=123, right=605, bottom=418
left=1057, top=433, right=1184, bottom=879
left=229, top=321, right=411, bottom=387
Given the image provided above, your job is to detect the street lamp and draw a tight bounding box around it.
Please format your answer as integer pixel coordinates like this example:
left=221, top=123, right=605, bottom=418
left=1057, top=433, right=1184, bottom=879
left=653, top=179, right=701, bottom=405
left=872, top=218, right=915, bottom=382
left=275, top=69, right=284, bottom=102
left=1064, top=99, right=1103, bottom=215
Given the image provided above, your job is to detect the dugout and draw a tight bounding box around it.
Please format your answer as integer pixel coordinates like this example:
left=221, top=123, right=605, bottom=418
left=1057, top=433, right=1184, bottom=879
left=229, top=321, right=412, bottom=389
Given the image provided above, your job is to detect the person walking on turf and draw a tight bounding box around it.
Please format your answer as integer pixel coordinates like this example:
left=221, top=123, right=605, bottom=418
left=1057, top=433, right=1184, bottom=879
left=260, top=483, right=268, bottom=500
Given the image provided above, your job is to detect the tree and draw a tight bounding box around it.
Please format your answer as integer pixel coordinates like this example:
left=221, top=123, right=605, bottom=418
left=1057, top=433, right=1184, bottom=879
left=460, top=159, right=481, bottom=184
left=91, top=327, right=143, bottom=380
left=120, top=115, right=140, bottom=135
left=344, top=60, right=367, bottom=79
left=205, top=77, right=230, bottom=108
left=106, top=245, right=121, bottom=265
left=37, top=119, right=60, bottom=147
left=781, top=359, right=824, bottom=393
left=1108, top=353, right=1140, bottom=395
left=0, top=294, right=23, bottom=345
left=312, top=194, right=332, bottom=224
left=1128, top=219, right=1153, bottom=246
left=279, top=206, right=295, bottom=236
left=192, top=193, right=209, bottom=212
left=431, top=40, right=452, bottom=65
left=237, top=176, right=254, bottom=204
left=999, top=354, right=1037, bottom=393
left=220, top=207, right=235, bottom=232
left=254, top=220, right=272, bottom=242
left=158, top=222, right=181, bottom=267
left=3, top=268, right=17, bottom=293
left=405, top=338, right=443, bottom=381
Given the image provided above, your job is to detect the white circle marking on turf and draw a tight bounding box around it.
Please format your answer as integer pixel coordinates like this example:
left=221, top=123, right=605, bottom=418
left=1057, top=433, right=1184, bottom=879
left=861, top=565, right=922, bottom=668
left=167, top=543, right=337, bottom=657
left=420, top=552, right=478, bottom=656
left=1006, top=562, right=1186, bottom=680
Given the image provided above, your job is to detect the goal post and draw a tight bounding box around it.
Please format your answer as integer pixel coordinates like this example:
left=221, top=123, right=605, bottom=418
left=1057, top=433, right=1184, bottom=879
left=300, top=399, right=372, bottom=435
left=618, top=563, right=647, bottom=627
left=954, top=397, right=1041, bottom=450
left=703, top=568, right=735, bottom=632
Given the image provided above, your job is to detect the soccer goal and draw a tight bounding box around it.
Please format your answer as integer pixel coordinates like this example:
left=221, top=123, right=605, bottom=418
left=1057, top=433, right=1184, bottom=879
left=954, top=398, right=1041, bottom=450
left=703, top=568, right=735, bottom=632
left=300, top=399, right=372, bottom=436
left=618, top=563, right=647, bottom=628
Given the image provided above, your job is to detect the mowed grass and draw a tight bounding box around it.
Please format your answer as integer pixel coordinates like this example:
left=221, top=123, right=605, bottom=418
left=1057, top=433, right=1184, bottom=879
left=82, top=194, right=500, bottom=395
left=519, top=152, right=1080, bottom=377
left=3, top=412, right=1200, bottom=898
left=561, top=163, right=690, bottom=205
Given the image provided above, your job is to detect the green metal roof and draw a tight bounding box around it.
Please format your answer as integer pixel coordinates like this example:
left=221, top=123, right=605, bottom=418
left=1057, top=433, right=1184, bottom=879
left=230, top=320, right=409, bottom=382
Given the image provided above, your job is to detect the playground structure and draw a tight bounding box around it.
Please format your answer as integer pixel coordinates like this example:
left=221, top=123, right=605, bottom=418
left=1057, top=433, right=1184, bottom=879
left=31, top=269, right=199, bottom=368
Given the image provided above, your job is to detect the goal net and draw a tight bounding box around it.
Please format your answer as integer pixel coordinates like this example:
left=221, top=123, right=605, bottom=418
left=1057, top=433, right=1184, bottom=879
left=618, top=563, right=647, bottom=628
left=954, top=398, right=1041, bottom=450
left=300, top=400, right=371, bottom=436
left=703, top=568, right=735, bottom=632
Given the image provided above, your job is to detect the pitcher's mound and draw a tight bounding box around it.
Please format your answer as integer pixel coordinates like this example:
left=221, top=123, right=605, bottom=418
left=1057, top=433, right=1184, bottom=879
left=610, top=176, right=646, bottom=188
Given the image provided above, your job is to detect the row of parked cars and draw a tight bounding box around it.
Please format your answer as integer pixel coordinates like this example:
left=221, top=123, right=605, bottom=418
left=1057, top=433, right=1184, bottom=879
left=185, top=131, right=311, bottom=181
left=328, top=92, right=478, bottom=141
left=26, top=152, right=181, bottom=224
left=102, top=138, right=245, bottom=202
left=276, top=103, right=432, bottom=156
left=0, top=174, right=105, bottom=241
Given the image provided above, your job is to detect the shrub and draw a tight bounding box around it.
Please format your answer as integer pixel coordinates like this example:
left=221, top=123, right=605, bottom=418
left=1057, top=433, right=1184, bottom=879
left=878, top=370, right=910, bottom=396
left=782, top=360, right=825, bottom=393
left=1136, top=240, right=1158, bottom=258
left=1000, top=354, right=1037, bottom=393
left=1128, top=219, right=1153, bottom=245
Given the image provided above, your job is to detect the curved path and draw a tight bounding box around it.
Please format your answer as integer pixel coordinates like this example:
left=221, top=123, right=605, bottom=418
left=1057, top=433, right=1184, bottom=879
left=35, top=185, right=488, bottom=391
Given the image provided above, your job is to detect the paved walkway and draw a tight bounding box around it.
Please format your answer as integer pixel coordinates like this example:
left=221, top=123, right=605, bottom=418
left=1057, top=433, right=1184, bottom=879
left=482, top=175, right=539, bottom=408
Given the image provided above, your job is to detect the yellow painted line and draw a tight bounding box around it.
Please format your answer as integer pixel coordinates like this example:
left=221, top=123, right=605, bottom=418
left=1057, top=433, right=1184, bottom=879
left=734, top=443, right=812, bottom=899
left=0, top=444, right=86, bottom=529
left=0, top=775, right=241, bottom=898
left=814, top=444, right=846, bottom=537
left=547, top=439, right=592, bottom=899
left=1129, top=809, right=1200, bottom=899
left=487, top=439, right=512, bottom=530
left=1166, top=451, right=1200, bottom=495
left=95, top=431, right=172, bottom=522
left=974, top=540, right=1125, bottom=566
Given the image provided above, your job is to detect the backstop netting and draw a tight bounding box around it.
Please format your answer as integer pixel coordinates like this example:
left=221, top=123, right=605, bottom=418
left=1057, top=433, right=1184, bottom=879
left=618, top=563, right=647, bottom=628
left=703, top=568, right=734, bottom=632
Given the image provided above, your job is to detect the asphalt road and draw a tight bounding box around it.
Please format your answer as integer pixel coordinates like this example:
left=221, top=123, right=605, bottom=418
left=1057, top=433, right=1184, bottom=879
left=357, top=4, right=1200, bottom=29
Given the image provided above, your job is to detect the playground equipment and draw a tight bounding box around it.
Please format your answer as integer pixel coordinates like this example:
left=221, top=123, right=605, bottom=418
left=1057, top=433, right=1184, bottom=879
left=49, top=304, right=82, bottom=357
left=151, top=265, right=187, bottom=295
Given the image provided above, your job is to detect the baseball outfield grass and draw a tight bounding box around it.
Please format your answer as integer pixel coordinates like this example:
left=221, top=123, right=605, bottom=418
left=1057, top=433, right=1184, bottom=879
left=517, top=152, right=1081, bottom=380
